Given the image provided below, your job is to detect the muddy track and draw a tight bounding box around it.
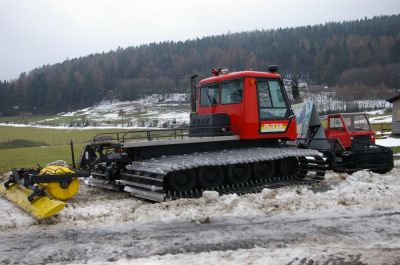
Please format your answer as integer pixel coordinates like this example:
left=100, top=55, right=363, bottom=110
left=1, top=208, right=400, bottom=264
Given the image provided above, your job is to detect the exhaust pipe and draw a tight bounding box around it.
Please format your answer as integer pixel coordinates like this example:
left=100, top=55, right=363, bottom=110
left=190, top=74, right=198, bottom=114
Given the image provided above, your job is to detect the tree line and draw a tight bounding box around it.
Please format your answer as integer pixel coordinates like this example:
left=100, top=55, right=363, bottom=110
left=1, top=14, right=399, bottom=115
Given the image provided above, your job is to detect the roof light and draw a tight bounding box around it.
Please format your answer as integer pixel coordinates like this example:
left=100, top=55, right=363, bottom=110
left=268, top=65, right=279, bottom=73
left=211, top=68, right=221, bottom=76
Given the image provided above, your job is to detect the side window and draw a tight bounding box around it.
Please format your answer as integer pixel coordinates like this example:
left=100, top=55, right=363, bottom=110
left=258, top=81, right=272, bottom=108
left=257, top=79, right=287, bottom=120
left=221, top=79, right=243, bottom=104
left=268, top=80, right=286, bottom=107
left=330, top=117, right=344, bottom=130
left=200, top=83, right=219, bottom=106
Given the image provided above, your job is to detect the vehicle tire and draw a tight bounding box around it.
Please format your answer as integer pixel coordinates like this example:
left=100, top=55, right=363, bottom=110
left=278, top=157, right=299, bottom=176
left=198, top=166, right=224, bottom=188
left=252, top=161, right=275, bottom=179
left=226, top=163, right=251, bottom=184
left=168, top=170, right=197, bottom=192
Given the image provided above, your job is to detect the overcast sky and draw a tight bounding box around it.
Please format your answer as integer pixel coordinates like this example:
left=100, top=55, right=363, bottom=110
left=0, top=0, right=399, bottom=81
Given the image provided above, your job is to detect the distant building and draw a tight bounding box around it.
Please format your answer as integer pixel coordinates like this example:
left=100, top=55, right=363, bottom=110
left=386, top=95, right=400, bottom=134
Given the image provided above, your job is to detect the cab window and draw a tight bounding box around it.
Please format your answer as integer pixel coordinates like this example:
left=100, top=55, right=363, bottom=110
left=221, top=79, right=243, bottom=104
left=200, top=83, right=219, bottom=106
left=269, top=80, right=286, bottom=107
left=329, top=117, right=345, bottom=131
left=257, top=79, right=288, bottom=120
left=343, top=114, right=372, bottom=132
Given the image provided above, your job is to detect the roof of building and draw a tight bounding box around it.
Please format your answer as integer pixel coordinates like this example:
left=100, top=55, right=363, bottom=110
left=386, top=94, right=400, bottom=103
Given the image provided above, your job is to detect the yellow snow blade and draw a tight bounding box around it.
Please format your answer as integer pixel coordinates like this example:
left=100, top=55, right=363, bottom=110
left=0, top=182, right=66, bottom=220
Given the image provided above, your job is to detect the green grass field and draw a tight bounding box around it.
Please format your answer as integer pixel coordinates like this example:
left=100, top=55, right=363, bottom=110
left=0, top=112, right=396, bottom=173
left=0, top=144, right=85, bottom=172
left=0, top=126, right=132, bottom=146
left=0, top=126, right=132, bottom=172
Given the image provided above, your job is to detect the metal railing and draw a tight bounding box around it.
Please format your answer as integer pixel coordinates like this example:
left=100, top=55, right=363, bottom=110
left=93, top=126, right=239, bottom=143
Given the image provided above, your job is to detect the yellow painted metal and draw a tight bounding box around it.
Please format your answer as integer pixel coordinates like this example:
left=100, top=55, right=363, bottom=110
left=0, top=183, right=66, bottom=220
left=39, top=166, right=79, bottom=200
left=45, top=179, right=80, bottom=200
left=0, top=165, right=79, bottom=220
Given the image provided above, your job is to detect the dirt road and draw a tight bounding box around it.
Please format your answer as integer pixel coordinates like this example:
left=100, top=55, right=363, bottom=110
left=1, top=207, right=399, bottom=264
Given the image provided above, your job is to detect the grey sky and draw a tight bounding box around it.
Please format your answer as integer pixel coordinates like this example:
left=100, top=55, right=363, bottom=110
left=0, top=0, right=399, bottom=81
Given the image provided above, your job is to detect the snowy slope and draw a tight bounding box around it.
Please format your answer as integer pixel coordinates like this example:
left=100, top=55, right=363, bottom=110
left=0, top=93, right=191, bottom=129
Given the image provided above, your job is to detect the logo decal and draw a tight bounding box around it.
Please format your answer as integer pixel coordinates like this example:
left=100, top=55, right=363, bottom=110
left=261, top=121, right=288, bottom=133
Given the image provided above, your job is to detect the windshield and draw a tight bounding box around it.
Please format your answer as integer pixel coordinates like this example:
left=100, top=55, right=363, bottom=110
left=343, top=114, right=372, bottom=132
left=221, top=79, right=243, bottom=104
left=200, top=83, right=219, bottom=106
left=257, top=79, right=288, bottom=120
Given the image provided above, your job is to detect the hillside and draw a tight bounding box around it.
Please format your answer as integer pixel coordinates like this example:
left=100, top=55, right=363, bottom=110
left=0, top=15, right=399, bottom=115
left=0, top=92, right=390, bottom=130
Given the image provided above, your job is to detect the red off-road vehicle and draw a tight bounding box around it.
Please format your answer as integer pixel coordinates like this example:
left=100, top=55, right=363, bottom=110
left=325, top=113, right=375, bottom=150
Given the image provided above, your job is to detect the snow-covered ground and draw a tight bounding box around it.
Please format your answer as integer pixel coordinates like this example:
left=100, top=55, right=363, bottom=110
left=1, top=162, right=400, bottom=264
left=59, top=93, right=190, bottom=126
left=369, top=115, right=392, bottom=124
left=85, top=244, right=399, bottom=265
left=0, top=93, right=191, bottom=129
left=376, top=136, right=400, bottom=147
left=310, top=92, right=390, bottom=114
left=366, top=109, right=387, bottom=115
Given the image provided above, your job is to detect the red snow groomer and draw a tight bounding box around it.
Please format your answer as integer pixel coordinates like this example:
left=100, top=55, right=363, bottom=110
left=81, top=67, right=326, bottom=201
left=79, top=67, right=393, bottom=202
left=1, top=66, right=393, bottom=220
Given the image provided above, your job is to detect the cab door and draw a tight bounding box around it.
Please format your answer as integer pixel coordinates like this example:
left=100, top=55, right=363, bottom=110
left=326, top=115, right=351, bottom=149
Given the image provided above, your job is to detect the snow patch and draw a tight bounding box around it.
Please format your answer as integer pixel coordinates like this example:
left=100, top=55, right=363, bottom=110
left=366, top=109, right=387, bottom=115
left=79, top=245, right=398, bottom=265
left=376, top=136, right=400, bottom=147
left=369, top=115, right=392, bottom=124
left=0, top=198, right=37, bottom=230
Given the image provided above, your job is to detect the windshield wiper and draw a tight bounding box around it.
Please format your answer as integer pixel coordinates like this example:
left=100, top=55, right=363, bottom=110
left=205, top=88, right=213, bottom=106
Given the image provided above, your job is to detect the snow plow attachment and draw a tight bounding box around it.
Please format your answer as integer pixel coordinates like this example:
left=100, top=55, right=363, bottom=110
left=0, top=166, right=87, bottom=220
left=0, top=181, right=66, bottom=219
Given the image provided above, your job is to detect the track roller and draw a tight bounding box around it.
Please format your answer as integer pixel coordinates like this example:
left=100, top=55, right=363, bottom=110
left=252, top=160, right=276, bottom=179
left=198, top=166, right=224, bottom=188
left=168, top=169, right=197, bottom=192
left=226, top=163, right=251, bottom=184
